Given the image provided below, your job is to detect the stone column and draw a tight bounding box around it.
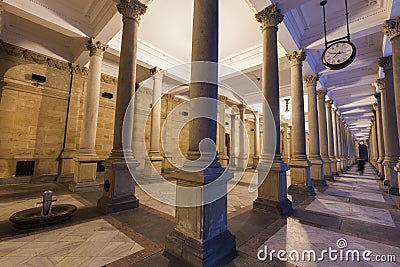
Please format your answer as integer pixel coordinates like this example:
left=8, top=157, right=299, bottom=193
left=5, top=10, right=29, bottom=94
left=375, top=92, right=385, bottom=179
left=305, top=74, right=326, bottom=186
left=218, top=95, right=229, bottom=167
left=229, top=112, right=237, bottom=169
left=70, top=38, right=107, bottom=192
left=144, top=67, right=164, bottom=177
left=326, top=100, right=338, bottom=175
left=253, top=111, right=261, bottom=168
left=333, top=108, right=342, bottom=173
left=281, top=122, right=290, bottom=164
left=165, top=0, right=236, bottom=265
left=97, top=0, right=146, bottom=213
left=384, top=18, right=400, bottom=201
left=286, top=49, right=315, bottom=196
left=252, top=3, right=292, bottom=215
left=318, top=90, right=333, bottom=181
left=342, top=120, right=348, bottom=170
left=371, top=110, right=379, bottom=170
left=377, top=72, right=400, bottom=195
left=237, top=104, right=247, bottom=170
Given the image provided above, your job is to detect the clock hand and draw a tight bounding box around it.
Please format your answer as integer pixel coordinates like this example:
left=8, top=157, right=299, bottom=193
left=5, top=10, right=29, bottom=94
left=332, top=51, right=342, bottom=58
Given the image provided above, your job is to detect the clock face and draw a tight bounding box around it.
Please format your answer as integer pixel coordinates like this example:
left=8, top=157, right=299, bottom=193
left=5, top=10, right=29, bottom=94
left=322, top=41, right=356, bottom=70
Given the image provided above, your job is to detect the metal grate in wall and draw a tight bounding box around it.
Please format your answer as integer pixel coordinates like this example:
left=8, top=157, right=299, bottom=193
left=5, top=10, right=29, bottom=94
left=97, top=161, right=106, bottom=172
left=15, top=161, right=35, bottom=176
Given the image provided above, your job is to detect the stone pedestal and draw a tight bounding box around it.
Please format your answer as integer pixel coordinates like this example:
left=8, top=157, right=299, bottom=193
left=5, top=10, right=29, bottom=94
left=165, top=167, right=236, bottom=267
left=97, top=158, right=140, bottom=213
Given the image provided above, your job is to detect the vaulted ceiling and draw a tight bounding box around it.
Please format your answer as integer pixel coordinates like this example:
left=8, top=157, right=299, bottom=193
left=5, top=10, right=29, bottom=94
left=1, top=0, right=399, bottom=139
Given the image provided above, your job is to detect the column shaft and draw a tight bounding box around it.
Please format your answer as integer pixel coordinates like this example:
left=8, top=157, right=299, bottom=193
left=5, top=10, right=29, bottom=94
left=229, top=113, right=237, bottom=169
left=326, top=100, right=338, bottom=175
left=287, top=50, right=315, bottom=196
left=253, top=111, right=260, bottom=167
left=318, top=91, right=333, bottom=180
left=375, top=93, right=385, bottom=179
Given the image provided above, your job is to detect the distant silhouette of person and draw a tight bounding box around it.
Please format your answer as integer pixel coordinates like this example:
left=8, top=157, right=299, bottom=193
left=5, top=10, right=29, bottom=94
left=358, top=158, right=365, bottom=175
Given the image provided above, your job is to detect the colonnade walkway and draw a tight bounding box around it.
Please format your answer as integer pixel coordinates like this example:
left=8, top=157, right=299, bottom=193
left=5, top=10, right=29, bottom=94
left=0, top=164, right=399, bottom=266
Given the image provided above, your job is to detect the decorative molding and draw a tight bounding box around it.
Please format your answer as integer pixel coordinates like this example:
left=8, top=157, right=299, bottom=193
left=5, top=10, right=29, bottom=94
left=0, top=39, right=70, bottom=72
left=383, top=16, right=400, bottom=40
left=116, top=0, right=147, bottom=22
left=376, top=78, right=385, bottom=90
left=2, top=78, right=69, bottom=100
left=303, top=74, right=319, bottom=87
left=72, top=64, right=89, bottom=76
left=378, top=55, right=392, bottom=70
left=317, top=89, right=327, bottom=99
left=255, top=3, right=284, bottom=30
left=286, top=49, right=306, bottom=65
left=101, top=73, right=117, bottom=85
left=86, top=38, right=108, bottom=57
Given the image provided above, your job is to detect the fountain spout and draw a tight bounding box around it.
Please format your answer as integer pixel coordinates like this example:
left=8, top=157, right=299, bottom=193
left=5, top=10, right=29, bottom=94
left=36, top=190, right=57, bottom=216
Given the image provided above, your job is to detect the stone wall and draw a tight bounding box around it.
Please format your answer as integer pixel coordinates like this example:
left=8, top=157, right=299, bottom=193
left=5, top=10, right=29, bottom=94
left=0, top=41, right=117, bottom=179
left=0, top=40, right=256, bottom=180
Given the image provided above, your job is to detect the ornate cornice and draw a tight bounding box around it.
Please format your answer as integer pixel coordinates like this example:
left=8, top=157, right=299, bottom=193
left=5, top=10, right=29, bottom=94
left=86, top=38, right=108, bottom=57
left=116, top=0, right=147, bottom=22
left=317, top=89, right=327, bottom=99
left=255, top=3, right=284, bottom=30
left=0, top=39, right=70, bottom=72
left=376, top=78, right=385, bottom=90
left=72, top=64, right=89, bottom=76
left=303, top=74, right=319, bottom=87
left=378, top=55, right=392, bottom=70
left=101, top=74, right=117, bottom=85
left=286, top=49, right=306, bottom=66
left=383, top=16, right=400, bottom=40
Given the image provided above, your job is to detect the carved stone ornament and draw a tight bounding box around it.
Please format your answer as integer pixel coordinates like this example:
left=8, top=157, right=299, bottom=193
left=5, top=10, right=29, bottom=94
left=303, top=74, right=320, bottom=87
left=378, top=55, right=392, bottom=70
left=86, top=38, right=108, bottom=57
left=0, top=39, right=69, bottom=71
left=286, top=49, right=307, bottom=65
left=101, top=74, right=117, bottom=85
left=72, top=64, right=89, bottom=76
left=383, top=16, right=400, bottom=40
left=325, top=99, right=333, bottom=107
left=116, top=0, right=147, bottom=22
left=255, top=3, right=284, bottom=30
left=317, top=89, right=327, bottom=99
left=376, top=78, right=385, bottom=90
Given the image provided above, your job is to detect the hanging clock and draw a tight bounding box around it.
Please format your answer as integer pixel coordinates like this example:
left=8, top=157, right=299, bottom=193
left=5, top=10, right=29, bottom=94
left=321, top=40, right=356, bottom=70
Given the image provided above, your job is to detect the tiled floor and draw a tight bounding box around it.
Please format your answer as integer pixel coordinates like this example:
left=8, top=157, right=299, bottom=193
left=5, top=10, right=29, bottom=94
left=0, top=219, right=144, bottom=267
left=0, top=163, right=399, bottom=266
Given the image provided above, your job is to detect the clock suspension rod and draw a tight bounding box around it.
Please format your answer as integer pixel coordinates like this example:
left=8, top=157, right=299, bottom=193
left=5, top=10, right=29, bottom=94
left=320, top=0, right=328, bottom=48
left=345, top=0, right=350, bottom=41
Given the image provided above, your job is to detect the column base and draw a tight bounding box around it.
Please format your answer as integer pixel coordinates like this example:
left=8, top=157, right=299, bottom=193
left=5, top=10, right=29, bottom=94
left=252, top=156, right=260, bottom=169
left=165, top=229, right=236, bottom=267
left=144, top=156, right=163, bottom=177
left=96, top=157, right=140, bottom=214
left=288, top=184, right=316, bottom=196
left=253, top=198, right=292, bottom=216
left=97, top=195, right=139, bottom=214
left=254, top=160, right=292, bottom=216
left=237, top=154, right=248, bottom=171
left=218, top=154, right=229, bottom=167
left=388, top=187, right=399, bottom=196
left=311, top=178, right=327, bottom=187
left=309, top=158, right=327, bottom=187
left=69, top=181, right=101, bottom=192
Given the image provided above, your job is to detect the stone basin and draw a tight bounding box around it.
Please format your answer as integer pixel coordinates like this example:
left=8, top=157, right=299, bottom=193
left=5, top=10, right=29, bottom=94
left=9, top=204, right=77, bottom=229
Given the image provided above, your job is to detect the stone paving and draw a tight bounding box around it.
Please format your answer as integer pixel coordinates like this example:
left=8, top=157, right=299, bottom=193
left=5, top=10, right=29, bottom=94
left=0, top=163, right=399, bottom=266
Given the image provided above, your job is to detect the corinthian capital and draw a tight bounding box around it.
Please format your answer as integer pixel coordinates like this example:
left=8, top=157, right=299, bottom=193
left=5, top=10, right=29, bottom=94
left=116, top=0, right=147, bottom=22
left=317, top=89, right=327, bottom=99
left=383, top=16, right=400, bottom=40
left=376, top=78, right=385, bottom=90
left=286, top=49, right=306, bottom=66
left=378, top=56, right=392, bottom=70
left=86, top=38, right=108, bottom=57
left=255, top=3, right=284, bottom=30
left=325, top=100, right=333, bottom=108
left=303, top=74, right=319, bottom=87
